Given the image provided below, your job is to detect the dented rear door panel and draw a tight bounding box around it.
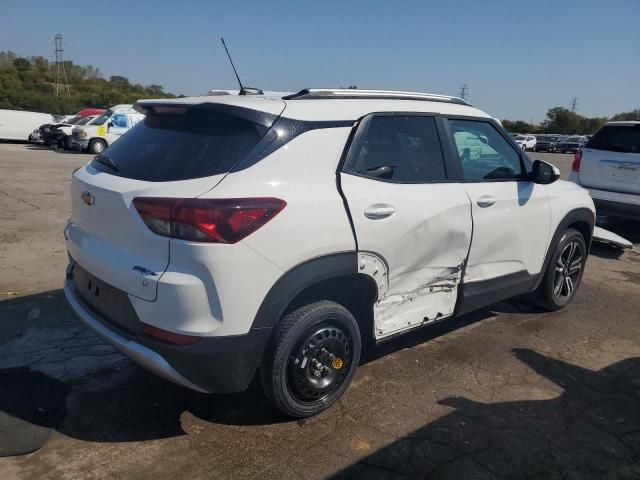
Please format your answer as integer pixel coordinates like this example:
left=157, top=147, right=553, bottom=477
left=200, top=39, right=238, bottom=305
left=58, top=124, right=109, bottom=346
left=340, top=173, right=472, bottom=339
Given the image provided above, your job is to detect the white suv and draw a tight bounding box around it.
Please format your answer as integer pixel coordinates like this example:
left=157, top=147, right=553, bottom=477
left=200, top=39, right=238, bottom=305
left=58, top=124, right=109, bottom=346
left=514, top=134, right=536, bottom=151
left=569, top=121, right=640, bottom=219
left=64, top=89, right=595, bottom=417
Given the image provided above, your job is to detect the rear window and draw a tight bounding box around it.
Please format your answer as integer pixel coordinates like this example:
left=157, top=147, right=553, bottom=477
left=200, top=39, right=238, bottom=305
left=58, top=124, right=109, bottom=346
left=586, top=124, right=640, bottom=154
left=92, top=108, right=268, bottom=181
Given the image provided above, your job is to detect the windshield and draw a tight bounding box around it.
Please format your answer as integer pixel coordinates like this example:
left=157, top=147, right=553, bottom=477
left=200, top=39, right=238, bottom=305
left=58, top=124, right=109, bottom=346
left=515, top=135, right=527, bottom=140
left=76, top=116, right=95, bottom=126
left=92, top=112, right=111, bottom=126
left=586, top=124, right=640, bottom=153
left=91, top=107, right=268, bottom=181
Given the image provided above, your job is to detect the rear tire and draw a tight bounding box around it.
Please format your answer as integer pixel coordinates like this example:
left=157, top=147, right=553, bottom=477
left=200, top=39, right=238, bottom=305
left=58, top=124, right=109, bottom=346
left=261, top=301, right=361, bottom=418
left=535, top=228, right=586, bottom=311
left=89, top=139, right=106, bottom=154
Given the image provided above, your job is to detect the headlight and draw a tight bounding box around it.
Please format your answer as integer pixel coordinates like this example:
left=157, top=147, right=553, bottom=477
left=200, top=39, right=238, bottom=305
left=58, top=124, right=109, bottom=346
left=80, top=131, right=88, bottom=138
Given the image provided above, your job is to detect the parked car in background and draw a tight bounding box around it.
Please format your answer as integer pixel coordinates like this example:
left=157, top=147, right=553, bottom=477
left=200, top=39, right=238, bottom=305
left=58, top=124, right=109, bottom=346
left=38, top=108, right=105, bottom=147
left=514, top=134, right=536, bottom=150
left=0, top=109, right=54, bottom=141
left=557, top=136, right=587, bottom=153
left=534, top=135, right=563, bottom=153
left=569, top=121, right=640, bottom=219
left=70, top=105, right=145, bottom=154
left=52, top=113, right=105, bottom=149
left=64, top=89, right=595, bottom=417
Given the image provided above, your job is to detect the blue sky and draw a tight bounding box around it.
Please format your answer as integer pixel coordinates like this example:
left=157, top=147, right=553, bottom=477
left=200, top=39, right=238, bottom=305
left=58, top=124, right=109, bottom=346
left=2, top=0, right=639, bottom=122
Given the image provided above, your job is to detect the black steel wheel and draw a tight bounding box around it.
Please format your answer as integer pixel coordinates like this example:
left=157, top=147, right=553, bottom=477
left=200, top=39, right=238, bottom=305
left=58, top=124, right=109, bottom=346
left=261, top=301, right=361, bottom=417
left=536, top=228, right=587, bottom=310
left=288, top=323, right=352, bottom=404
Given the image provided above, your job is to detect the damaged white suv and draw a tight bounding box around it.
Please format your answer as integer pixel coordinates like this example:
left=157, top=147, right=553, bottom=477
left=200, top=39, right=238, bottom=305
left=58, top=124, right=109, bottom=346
left=64, top=89, right=595, bottom=417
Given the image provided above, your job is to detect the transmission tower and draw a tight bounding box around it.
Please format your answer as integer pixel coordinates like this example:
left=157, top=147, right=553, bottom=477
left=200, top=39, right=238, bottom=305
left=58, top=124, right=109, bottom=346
left=54, top=34, right=70, bottom=97
left=458, top=83, right=469, bottom=101
left=570, top=96, right=579, bottom=113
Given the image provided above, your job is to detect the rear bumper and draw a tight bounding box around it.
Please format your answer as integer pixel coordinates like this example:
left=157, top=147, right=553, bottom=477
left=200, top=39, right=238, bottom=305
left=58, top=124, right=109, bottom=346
left=593, top=198, right=640, bottom=220
left=567, top=177, right=640, bottom=219
left=64, top=278, right=272, bottom=393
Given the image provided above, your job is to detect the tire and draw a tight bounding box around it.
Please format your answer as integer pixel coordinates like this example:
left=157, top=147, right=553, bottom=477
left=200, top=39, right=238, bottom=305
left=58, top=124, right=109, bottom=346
left=261, top=301, right=362, bottom=418
left=89, top=139, right=107, bottom=154
left=535, top=228, right=586, bottom=311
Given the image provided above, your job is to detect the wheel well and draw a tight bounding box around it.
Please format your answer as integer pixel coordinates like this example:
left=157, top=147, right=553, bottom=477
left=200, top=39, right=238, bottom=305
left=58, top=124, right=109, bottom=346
left=282, top=274, right=378, bottom=343
left=567, top=220, right=592, bottom=248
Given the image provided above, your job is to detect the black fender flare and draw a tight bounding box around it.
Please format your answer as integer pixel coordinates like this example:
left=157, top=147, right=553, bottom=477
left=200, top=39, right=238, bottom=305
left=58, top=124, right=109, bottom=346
left=251, top=252, right=358, bottom=330
left=532, top=207, right=594, bottom=290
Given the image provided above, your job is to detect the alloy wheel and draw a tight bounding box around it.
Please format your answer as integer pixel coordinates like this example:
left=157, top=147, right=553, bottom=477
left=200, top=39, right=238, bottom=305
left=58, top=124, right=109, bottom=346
left=553, top=241, right=583, bottom=301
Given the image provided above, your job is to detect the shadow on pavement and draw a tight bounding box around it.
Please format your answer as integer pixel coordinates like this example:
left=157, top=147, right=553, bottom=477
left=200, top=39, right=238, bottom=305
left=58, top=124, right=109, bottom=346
left=0, top=290, right=504, bottom=447
left=0, top=368, right=67, bottom=457
left=332, top=349, right=640, bottom=479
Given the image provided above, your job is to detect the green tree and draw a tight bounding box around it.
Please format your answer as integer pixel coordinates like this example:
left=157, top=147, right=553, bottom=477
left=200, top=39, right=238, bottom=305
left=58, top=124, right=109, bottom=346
left=0, top=51, right=176, bottom=114
left=611, top=109, right=640, bottom=121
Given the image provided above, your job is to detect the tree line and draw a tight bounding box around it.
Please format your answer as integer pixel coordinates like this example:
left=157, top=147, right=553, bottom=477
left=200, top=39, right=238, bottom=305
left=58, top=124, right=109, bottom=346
left=0, top=51, right=177, bottom=114
left=502, top=106, right=640, bottom=135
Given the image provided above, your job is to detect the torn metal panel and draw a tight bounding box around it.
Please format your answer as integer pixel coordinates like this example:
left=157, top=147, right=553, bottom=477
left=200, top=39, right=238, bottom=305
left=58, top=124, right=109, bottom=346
left=592, top=226, right=633, bottom=250
left=359, top=252, right=464, bottom=340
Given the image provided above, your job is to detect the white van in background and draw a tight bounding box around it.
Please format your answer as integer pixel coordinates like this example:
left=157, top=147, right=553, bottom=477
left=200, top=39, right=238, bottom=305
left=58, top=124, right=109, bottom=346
left=0, top=109, right=54, bottom=141
left=70, top=105, right=145, bottom=154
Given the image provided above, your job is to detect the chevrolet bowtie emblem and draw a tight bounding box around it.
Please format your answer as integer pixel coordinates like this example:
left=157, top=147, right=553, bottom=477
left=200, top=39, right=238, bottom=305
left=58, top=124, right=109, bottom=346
left=81, top=191, right=95, bottom=205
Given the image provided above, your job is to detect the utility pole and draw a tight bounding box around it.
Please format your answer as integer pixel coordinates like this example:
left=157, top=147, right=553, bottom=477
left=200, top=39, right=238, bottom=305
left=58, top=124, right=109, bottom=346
left=458, top=83, right=469, bottom=101
left=570, top=96, right=578, bottom=113
left=54, top=34, right=70, bottom=97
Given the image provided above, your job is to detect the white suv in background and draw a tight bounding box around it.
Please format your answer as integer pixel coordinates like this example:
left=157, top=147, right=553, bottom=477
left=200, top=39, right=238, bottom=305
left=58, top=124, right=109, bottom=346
left=64, top=89, right=595, bottom=417
left=569, top=121, right=640, bottom=220
left=514, top=134, right=536, bottom=150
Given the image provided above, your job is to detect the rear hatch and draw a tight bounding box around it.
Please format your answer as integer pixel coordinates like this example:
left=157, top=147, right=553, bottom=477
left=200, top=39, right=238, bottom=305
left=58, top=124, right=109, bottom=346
left=67, top=99, right=284, bottom=301
left=579, top=123, right=640, bottom=194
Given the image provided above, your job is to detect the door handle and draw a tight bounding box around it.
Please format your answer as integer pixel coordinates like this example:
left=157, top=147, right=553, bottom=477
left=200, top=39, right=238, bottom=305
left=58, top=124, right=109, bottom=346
left=364, top=204, right=396, bottom=220
left=476, top=195, right=496, bottom=208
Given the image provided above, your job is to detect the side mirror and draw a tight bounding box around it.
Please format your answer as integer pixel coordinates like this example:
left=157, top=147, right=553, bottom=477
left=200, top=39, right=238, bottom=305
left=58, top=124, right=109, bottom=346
left=107, top=121, right=114, bottom=129
left=530, top=159, right=560, bottom=185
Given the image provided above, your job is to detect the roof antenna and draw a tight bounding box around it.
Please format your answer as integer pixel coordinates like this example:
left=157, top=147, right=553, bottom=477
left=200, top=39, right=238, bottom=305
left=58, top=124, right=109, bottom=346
left=220, top=37, right=263, bottom=96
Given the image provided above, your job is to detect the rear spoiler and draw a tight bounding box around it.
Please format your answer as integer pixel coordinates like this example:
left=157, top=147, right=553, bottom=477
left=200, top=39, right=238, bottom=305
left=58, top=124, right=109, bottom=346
left=133, top=101, right=280, bottom=129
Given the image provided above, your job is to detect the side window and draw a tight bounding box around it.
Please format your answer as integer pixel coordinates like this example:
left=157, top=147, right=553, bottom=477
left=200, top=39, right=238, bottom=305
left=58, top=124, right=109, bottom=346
left=448, top=119, right=525, bottom=181
left=110, top=114, right=128, bottom=128
left=344, top=115, right=446, bottom=182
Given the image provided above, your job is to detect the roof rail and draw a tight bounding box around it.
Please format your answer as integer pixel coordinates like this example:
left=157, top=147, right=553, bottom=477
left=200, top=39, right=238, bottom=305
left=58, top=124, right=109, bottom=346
left=283, top=89, right=471, bottom=106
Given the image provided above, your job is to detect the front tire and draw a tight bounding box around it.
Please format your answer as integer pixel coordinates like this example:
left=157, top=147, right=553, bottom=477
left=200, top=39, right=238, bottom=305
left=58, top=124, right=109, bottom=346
left=89, top=139, right=107, bottom=154
left=535, top=228, right=586, bottom=311
left=261, top=301, right=362, bottom=418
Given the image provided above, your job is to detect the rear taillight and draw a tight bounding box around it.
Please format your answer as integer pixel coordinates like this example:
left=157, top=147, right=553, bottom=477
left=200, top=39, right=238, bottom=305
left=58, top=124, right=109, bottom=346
left=572, top=150, right=582, bottom=172
left=132, top=197, right=286, bottom=243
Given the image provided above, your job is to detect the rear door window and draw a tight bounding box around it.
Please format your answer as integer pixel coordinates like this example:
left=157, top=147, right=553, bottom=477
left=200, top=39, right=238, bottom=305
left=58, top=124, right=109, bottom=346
left=343, top=115, right=447, bottom=182
left=586, top=124, right=640, bottom=153
left=92, top=107, right=268, bottom=181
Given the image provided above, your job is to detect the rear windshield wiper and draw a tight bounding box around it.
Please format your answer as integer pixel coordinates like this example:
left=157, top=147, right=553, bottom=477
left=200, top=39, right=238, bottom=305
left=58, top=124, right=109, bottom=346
left=94, top=155, right=118, bottom=172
